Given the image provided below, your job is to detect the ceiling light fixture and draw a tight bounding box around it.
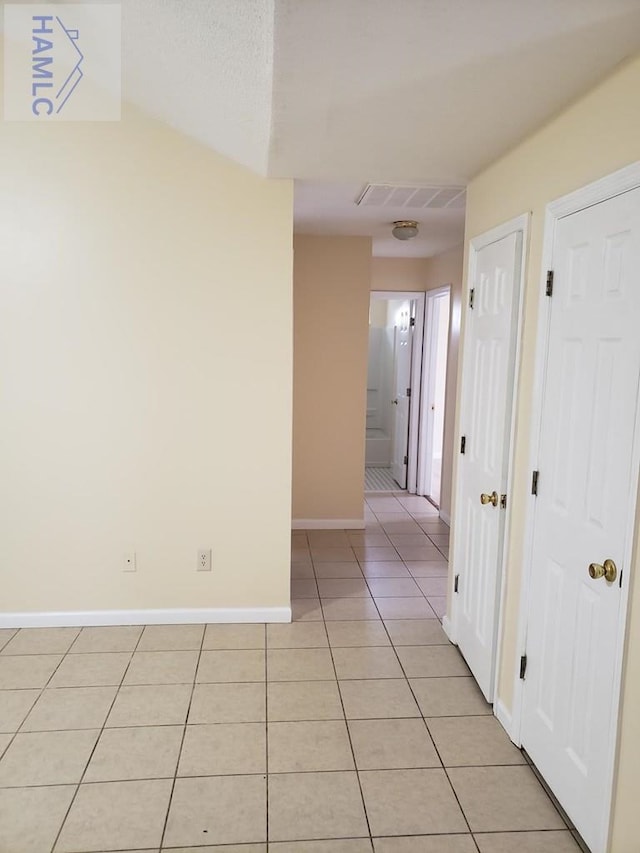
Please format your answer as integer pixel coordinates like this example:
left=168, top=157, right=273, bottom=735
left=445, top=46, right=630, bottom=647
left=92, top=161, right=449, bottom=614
left=392, top=220, right=419, bottom=241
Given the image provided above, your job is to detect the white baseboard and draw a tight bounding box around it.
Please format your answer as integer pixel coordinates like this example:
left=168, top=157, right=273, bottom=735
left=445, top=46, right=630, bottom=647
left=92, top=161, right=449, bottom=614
left=494, top=698, right=518, bottom=745
left=442, top=614, right=456, bottom=644
left=0, top=606, right=292, bottom=629
left=439, top=509, right=451, bottom=525
left=292, top=518, right=365, bottom=530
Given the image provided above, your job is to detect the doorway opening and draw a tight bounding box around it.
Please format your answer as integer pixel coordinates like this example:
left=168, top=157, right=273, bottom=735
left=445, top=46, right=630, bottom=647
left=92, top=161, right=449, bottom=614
left=365, top=289, right=451, bottom=502
left=417, top=287, right=451, bottom=508
left=365, top=292, right=423, bottom=492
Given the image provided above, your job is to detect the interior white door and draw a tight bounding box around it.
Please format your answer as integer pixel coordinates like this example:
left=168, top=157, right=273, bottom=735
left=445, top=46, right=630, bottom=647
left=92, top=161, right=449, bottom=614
left=391, top=300, right=413, bottom=488
left=455, top=231, right=522, bottom=699
left=428, top=291, right=450, bottom=505
left=521, top=187, right=640, bottom=853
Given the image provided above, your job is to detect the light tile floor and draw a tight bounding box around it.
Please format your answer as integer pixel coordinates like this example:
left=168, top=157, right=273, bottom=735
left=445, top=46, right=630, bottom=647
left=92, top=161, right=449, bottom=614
left=0, top=495, right=584, bottom=852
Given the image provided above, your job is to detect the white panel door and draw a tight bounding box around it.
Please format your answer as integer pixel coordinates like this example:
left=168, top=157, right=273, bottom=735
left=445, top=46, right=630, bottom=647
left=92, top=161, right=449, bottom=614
left=421, top=289, right=451, bottom=506
left=521, top=187, right=640, bottom=853
left=391, top=301, right=413, bottom=488
left=455, top=231, right=522, bottom=699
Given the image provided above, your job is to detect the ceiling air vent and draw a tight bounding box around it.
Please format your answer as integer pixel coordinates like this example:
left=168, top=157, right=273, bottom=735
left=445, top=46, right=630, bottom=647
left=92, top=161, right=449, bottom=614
left=356, top=183, right=466, bottom=210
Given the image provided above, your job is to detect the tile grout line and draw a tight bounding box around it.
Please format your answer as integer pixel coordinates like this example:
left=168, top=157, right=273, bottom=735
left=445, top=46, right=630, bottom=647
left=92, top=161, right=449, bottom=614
left=366, top=510, right=564, bottom=833
left=306, top=526, right=442, bottom=622
left=0, top=755, right=543, bottom=789
left=0, top=631, right=67, bottom=764
left=49, top=625, right=145, bottom=853
left=0, top=670, right=485, bottom=689
left=3, top=628, right=86, bottom=763
left=265, top=621, right=269, bottom=852
left=158, top=624, right=206, bottom=852
left=3, top=709, right=505, bottom=734
left=358, top=507, right=445, bottom=619
left=322, top=609, right=374, bottom=848
left=370, top=602, right=482, bottom=853
left=2, top=636, right=572, bottom=844
left=359, top=554, right=480, bottom=848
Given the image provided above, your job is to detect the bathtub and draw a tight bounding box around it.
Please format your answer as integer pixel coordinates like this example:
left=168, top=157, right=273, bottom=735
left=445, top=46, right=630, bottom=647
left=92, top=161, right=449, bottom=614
left=365, top=428, right=391, bottom=466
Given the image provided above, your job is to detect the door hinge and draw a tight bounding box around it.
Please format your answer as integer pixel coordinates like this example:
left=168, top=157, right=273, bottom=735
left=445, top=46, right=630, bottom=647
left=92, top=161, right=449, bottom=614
left=410, top=316, right=416, bottom=326
left=454, top=574, right=459, bottom=593
left=469, top=288, right=475, bottom=309
left=519, top=654, right=527, bottom=680
left=460, top=436, right=466, bottom=455
left=500, top=494, right=507, bottom=509
left=531, top=470, right=539, bottom=496
left=406, top=387, right=411, bottom=398
left=403, top=455, right=408, bottom=465
left=546, top=270, right=554, bottom=297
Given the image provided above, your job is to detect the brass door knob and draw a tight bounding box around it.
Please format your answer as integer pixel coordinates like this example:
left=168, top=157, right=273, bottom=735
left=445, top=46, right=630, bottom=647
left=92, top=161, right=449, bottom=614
left=480, top=491, right=499, bottom=507
left=588, top=559, right=617, bottom=583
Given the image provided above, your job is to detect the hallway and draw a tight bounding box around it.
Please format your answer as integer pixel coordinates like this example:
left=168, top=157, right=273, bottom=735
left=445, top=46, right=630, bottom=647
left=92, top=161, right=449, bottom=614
left=290, top=494, right=581, bottom=851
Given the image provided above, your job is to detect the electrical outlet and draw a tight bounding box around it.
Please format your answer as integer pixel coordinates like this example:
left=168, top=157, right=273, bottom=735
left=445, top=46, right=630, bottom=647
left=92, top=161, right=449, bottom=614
left=123, top=552, right=137, bottom=573
left=197, top=549, right=212, bottom=572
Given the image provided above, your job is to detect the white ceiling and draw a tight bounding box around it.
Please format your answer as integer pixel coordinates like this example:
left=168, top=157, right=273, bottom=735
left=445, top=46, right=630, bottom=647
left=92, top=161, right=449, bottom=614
left=271, top=0, right=640, bottom=182
left=50, top=0, right=640, bottom=256
left=275, top=0, right=640, bottom=257
left=294, top=181, right=466, bottom=257
left=121, top=0, right=275, bottom=175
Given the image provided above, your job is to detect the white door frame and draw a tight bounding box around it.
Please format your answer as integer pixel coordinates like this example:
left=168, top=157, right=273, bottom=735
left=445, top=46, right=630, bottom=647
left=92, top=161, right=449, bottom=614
left=511, top=161, right=640, bottom=850
left=417, top=286, right=451, bottom=502
left=370, top=291, right=426, bottom=493
left=447, top=213, right=529, bottom=705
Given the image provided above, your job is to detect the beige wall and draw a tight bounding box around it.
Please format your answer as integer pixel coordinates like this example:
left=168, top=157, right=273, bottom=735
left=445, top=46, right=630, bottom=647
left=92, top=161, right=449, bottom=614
left=292, top=236, right=372, bottom=522
left=458, top=54, right=640, bottom=851
left=0, top=106, right=293, bottom=616
left=371, top=257, right=430, bottom=291
left=371, top=248, right=463, bottom=520
left=422, top=248, right=463, bottom=521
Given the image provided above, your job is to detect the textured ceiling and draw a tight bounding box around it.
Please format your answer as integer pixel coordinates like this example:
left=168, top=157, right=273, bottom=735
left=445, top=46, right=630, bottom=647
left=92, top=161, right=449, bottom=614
left=37, top=0, right=640, bottom=255
left=122, top=0, right=275, bottom=174
left=113, top=0, right=640, bottom=184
